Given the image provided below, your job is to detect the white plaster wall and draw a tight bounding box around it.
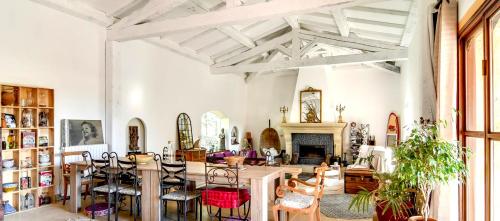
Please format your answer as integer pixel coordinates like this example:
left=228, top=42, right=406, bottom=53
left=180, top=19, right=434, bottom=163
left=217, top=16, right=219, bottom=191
left=400, top=0, right=437, bottom=136
left=246, top=65, right=401, bottom=157
left=245, top=71, right=298, bottom=150
left=112, top=40, right=248, bottom=156
left=0, top=0, right=106, bottom=193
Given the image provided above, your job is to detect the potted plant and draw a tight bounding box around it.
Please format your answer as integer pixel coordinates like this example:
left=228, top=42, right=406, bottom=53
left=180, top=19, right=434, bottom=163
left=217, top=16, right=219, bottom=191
left=349, top=172, right=414, bottom=221
left=350, top=118, right=469, bottom=221
left=394, top=118, right=469, bottom=221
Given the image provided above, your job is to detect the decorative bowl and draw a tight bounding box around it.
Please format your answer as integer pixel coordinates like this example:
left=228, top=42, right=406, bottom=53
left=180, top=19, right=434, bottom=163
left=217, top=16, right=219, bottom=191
left=3, top=182, right=18, bottom=192
left=134, top=155, right=153, bottom=164
left=2, top=159, right=14, bottom=168
left=224, top=156, right=246, bottom=167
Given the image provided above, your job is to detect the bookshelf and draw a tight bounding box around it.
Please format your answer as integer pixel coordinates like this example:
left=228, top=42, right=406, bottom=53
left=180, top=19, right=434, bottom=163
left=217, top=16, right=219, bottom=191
left=1, top=84, right=55, bottom=215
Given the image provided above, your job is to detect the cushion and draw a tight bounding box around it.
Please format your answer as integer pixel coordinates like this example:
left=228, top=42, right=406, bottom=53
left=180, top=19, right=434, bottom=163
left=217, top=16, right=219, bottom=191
left=93, top=184, right=121, bottom=193
left=202, top=187, right=250, bottom=208
left=276, top=192, right=315, bottom=209
left=245, top=150, right=257, bottom=158
left=161, top=190, right=201, bottom=201
left=213, top=153, right=225, bottom=158
left=223, top=150, right=234, bottom=157
left=118, top=187, right=142, bottom=196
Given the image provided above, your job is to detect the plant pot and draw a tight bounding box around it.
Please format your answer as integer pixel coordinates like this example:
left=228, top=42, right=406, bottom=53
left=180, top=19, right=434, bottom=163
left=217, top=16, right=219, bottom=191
left=408, top=216, right=438, bottom=221
left=376, top=201, right=412, bottom=221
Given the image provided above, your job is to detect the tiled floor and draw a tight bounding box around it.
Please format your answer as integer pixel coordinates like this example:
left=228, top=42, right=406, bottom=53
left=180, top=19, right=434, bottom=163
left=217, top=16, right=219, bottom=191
left=5, top=199, right=372, bottom=221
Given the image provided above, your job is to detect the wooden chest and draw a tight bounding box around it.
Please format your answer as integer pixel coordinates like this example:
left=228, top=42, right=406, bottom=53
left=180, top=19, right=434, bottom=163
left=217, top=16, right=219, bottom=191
left=344, top=169, right=378, bottom=194
left=176, top=149, right=206, bottom=162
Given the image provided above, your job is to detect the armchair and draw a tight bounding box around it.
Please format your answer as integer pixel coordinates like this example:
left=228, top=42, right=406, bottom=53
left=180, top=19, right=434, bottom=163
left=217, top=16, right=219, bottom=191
left=273, top=163, right=329, bottom=221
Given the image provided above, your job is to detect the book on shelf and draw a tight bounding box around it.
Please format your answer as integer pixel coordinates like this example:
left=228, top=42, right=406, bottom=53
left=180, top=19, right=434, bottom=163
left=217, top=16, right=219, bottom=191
left=22, top=131, right=36, bottom=148
left=39, top=170, right=53, bottom=187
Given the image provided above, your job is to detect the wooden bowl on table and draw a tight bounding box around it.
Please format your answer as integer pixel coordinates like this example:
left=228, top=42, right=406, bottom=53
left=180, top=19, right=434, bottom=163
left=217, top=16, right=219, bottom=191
left=134, top=154, right=154, bottom=164
left=224, top=156, right=246, bottom=167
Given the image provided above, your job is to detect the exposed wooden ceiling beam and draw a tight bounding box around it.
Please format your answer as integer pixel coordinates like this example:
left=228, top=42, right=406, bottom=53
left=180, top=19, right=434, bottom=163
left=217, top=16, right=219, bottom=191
left=30, top=0, right=115, bottom=26
left=346, top=6, right=409, bottom=16
left=347, top=17, right=406, bottom=29
left=107, top=0, right=360, bottom=41
left=110, top=0, right=187, bottom=30
left=299, top=29, right=405, bottom=51
left=400, top=0, right=417, bottom=47
left=217, top=26, right=256, bottom=48
left=284, top=16, right=300, bottom=29
left=145, top=38, right=214, bottom=65
left=213, top=32, right=292, bottom=67
left=211, top=49, right=408, bottom=74
left=331, top=8, right=350, bottom=37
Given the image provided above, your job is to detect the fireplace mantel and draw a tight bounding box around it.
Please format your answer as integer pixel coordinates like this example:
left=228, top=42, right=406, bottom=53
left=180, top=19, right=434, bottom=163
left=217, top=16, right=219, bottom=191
left=281, top=122, right=347, bottom=157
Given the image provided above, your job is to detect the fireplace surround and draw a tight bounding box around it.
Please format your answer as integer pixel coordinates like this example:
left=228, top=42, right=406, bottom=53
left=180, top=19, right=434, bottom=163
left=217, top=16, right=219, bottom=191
left=281, top=122, right=347, bottom=163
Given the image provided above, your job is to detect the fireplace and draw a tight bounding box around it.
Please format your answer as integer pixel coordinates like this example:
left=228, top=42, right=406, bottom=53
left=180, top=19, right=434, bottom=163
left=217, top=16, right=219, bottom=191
left=292, top=133, right=333, bottom=165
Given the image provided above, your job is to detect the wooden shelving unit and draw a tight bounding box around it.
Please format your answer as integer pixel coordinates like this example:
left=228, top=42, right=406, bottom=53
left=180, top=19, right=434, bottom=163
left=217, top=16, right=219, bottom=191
left=1, top=84, right=55, bottom=215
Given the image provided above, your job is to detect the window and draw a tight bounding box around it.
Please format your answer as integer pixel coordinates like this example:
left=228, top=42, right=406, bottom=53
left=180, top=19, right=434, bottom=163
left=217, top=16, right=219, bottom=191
left=458, top=2, right=500, bottom=221
left=200, top=111, right=229, bottom=151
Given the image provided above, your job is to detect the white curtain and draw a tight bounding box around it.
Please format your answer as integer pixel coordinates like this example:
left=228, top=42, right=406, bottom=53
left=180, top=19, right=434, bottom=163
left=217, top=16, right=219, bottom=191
left=431, top=0, right=459, bottom=220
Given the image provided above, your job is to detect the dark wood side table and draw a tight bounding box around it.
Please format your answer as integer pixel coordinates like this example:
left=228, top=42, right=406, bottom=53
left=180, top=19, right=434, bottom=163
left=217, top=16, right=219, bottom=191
left=344, top=168, right=378, bottom=194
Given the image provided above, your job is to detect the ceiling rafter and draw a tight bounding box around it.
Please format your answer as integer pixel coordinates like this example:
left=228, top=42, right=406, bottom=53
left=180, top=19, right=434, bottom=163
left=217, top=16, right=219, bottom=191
left=331, top=8, right=350, bottom=37
left=284, top=16, right=300, bottom=29
left=400, top=0, right=417, bottom=47
left=368, top=61, right=401, bottom=74
left=346, top=17, right=406, bottom=29
left=346, top=6, right=409, bottom=16
left=105, top=0, right=144, bottom=18
left=211, top=49, right=408, bottom=74
left=110, top=0, right=187, bottom=30
left=30, top=0, right=115, bottom=26
left=107, top=0, right=360, bottom=41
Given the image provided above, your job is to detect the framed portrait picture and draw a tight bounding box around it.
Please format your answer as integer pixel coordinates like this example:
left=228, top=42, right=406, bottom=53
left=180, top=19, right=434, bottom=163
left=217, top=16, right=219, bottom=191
left=300, top=87, right=322, bottom=123
left=61, top=119, right=104, bottom=147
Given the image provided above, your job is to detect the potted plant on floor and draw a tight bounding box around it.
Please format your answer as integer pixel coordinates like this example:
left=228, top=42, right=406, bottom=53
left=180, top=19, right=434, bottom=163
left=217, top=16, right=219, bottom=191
left=349, top=172, right=414, bottom=221
left=350, top=118, right=469, bottom=221
left=393, top=118, right=469, bottom=221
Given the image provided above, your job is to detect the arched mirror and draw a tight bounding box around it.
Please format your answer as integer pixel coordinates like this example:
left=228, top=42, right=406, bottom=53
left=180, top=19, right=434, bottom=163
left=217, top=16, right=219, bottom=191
left=127, top=118, right=146, bottom=154
left=177, top=113, right=194, bottom=150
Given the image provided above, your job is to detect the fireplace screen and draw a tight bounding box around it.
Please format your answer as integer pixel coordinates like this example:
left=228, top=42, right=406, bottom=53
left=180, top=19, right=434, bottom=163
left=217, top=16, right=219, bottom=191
left=292, top=133, right=333, bottom=165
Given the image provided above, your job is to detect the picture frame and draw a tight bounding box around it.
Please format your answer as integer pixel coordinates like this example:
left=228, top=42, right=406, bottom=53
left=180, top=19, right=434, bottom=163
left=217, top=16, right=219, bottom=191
left=61, top=119, right=104, bottom=147
left=39, top=136, right=49, bottom=147
left=21, top=131, right=36, bottom=148
left=299, top=87, right=322, bottom=123
left=4, top=114, right=16, bottom=128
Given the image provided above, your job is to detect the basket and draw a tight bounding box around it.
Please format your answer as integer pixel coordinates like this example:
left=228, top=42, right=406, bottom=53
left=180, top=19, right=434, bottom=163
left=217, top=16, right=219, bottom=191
left=223, top=156, right=245, bottom=167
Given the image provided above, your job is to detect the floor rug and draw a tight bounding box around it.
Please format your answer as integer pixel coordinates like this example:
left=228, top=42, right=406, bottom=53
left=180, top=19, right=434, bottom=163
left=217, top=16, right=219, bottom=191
left=320, top=194, right=374, bottom=219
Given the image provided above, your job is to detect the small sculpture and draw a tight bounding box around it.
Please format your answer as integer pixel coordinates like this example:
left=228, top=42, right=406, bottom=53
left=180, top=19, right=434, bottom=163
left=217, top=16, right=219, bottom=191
left=219, top=128, right=226, bottom=150
left=336, top=104, right=346, bottom=123
left=280, top=106, right=288, bottom=123
left=128, top=126, right=139, bottom=151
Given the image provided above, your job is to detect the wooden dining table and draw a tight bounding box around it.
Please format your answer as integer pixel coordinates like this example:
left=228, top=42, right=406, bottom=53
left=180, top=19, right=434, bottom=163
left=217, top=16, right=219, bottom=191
left=69, top=159, right=302, bottom=221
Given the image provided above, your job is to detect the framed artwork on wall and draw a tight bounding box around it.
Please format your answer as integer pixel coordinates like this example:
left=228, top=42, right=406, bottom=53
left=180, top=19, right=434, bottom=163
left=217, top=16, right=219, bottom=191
left=300, top=87, right=322, bottom=123
left=61, top=119, right=104, bottom=147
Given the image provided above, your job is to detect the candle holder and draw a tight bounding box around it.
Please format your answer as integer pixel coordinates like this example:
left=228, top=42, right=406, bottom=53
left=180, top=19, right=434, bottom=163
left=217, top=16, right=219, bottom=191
left=280, top=106, right=288, bottom=123
left=336, top=104, right=346, bottom=123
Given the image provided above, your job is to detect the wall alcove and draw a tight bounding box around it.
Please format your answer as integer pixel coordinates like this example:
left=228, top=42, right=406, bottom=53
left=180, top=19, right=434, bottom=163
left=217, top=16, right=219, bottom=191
left=126, top=118, right=147, bottom=154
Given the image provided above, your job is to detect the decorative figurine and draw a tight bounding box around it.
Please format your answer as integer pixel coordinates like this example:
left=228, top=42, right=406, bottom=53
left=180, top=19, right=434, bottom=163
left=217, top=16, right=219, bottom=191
left=336, top=104, right=346, bottom=123
left=280, top=106, right=288, bottom=123
left=39, top=110, right=49, bottom=127
left=218, top=128, right=226, bottom=150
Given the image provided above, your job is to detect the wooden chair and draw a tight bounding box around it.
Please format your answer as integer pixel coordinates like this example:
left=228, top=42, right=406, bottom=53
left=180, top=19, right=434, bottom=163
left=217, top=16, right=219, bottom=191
left=273, top=163, right=329, bottom=221
left=61, top=151, right=92, bottom=205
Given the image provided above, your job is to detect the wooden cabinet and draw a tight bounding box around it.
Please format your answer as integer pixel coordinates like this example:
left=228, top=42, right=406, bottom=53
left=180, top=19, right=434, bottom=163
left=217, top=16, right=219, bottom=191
left=176, top=149, right=206, bottom=162
left=344, top=169, right=378, bottom=194
left=1, top=84, right=55, bottom=216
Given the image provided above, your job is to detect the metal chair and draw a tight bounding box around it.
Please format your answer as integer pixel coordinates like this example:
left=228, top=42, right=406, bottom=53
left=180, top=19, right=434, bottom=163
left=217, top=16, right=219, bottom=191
left=202, top=162, right=250, bottom=221
left=82, top=151, right=117, bottom=221
left=114, top=153, right=142, bottom=221
left=153, top=154, right=202, bottom=220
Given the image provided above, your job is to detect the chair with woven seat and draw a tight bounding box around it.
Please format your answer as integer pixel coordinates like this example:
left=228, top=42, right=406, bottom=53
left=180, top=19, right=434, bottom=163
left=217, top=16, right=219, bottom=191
left=202, top=162, right=251, bottom=221
left=114, top=153, right=142, bottom=221
left=82, top=151, right=118, bottom=221
left=61, top=151, right=93, bottom=205
left=153, top=154, right=202, bottom=221
left=273, top=162, right=329, bottom=221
